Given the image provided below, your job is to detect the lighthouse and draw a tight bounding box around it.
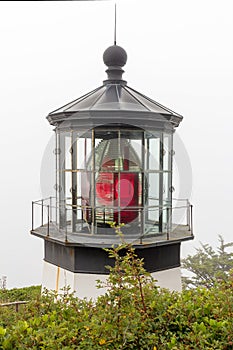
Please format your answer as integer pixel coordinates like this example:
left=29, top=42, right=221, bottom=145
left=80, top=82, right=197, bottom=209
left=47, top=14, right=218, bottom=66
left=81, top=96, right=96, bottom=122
left=31, top=43, right=193, bottom=298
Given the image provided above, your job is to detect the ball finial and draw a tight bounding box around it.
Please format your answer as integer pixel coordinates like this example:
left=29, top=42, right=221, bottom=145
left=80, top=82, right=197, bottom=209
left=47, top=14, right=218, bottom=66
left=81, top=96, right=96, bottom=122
left=103, top=45, right=127, bottom=67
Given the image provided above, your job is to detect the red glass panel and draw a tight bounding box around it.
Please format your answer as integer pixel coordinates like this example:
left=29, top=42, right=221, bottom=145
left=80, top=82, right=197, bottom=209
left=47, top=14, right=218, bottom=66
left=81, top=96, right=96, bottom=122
left=114, top=173, right=139, bottom=223
left=96, top=172, right=114, bottom=204
left=96, top=171, right=139, bottom=224
left=82, top=139, right=142, bottom=226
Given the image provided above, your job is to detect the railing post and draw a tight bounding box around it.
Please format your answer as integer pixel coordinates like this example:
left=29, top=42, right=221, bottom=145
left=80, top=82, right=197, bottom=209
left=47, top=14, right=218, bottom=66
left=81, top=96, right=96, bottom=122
left=166, top=207, right=170, bottom=240
left=41, top=199, right=44, bottom=226
left=55, top=197, right=58, bottom=226
left=187, top=199, right=190, bottom=230
left=47, top=205, right=50, bottom=237
left=190, top=204, right=193, bottom=236
left=32, top=201, right=34, bottom=231
left=49, top=197, right=52, bottom=223
left=140, top=208, right=143, bottom=244
left=65, top=208, right=68, bottom=242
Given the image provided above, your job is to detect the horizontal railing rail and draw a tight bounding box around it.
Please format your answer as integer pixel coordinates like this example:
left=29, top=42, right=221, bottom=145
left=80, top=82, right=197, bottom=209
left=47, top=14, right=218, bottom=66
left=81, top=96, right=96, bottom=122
left=0, top=301, right=29, bottom=312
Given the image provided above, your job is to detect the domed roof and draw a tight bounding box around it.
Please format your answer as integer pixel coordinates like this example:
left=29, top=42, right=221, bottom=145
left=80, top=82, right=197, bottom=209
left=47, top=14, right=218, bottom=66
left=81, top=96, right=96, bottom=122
left=47, top=44, right=183, bottom=129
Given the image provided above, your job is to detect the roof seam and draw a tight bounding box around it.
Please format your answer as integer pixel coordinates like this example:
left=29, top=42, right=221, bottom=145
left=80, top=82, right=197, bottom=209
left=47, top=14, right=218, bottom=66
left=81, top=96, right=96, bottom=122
left=115, top=85, right=120, bottom=103
left=123, top=85, right=151, bottom=112
left=63, top=86, right=105, bottom=113
left=89, top=85, right=109, bottom=110
left=126, top=85, right=183, bottom=117
left=49, top=86, right=103, bottom=115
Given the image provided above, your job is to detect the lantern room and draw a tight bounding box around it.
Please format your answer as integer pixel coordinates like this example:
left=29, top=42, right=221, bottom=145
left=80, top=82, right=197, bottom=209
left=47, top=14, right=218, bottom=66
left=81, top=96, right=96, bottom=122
left=31, top=44, right=193, bottom=297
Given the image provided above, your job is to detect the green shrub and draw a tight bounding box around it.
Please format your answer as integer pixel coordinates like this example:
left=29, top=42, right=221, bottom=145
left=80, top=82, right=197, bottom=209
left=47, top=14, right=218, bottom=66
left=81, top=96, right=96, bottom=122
left=0, top=247, right=233, bottom=349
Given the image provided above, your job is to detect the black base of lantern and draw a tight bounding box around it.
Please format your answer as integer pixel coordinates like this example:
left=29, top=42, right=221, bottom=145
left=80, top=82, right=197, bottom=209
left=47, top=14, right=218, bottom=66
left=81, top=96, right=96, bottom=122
left=44, top=240, right=181, bottom=274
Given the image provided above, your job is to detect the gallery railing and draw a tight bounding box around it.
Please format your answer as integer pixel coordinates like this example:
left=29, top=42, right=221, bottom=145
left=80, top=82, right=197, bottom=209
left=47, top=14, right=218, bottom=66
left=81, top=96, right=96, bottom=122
left=31, top=197, right=193, bottom=243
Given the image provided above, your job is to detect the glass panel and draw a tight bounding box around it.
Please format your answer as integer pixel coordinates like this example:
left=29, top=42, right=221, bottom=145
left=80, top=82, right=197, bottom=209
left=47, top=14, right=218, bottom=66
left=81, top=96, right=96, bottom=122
left=79, top=130, right=144, bottom=227
left=147, top=203, right=159, bottom=223
left=130, top=139, right=143, bottom=170
left=148, top=136, right=160, bottom=170
left=162, top=207, right=168, bottom=231
left=58, top=131, right=71, bottom=170
left=148, top=172, right=159, bottom=201
left=81, top=169, right=92, bottom=224
left=66, top=198, right=72, bottom=231
left=163, top=133, right=172, bottom=171
left=94, top=138, right=104, bottom=171
left=76, top=171, right=82, bottom=199
left=58, top=134, right=66, bottom=201
left=76, top=137, right=92, bottom=170
left=65, top=171, right=72, bottom=203
left=163, top=172, right=172, bottom=204
left=147, top=172, right=160, bottom=222
left=65, top=133, right=72, bottom=170
left=93, top=134, right=142, bottom=173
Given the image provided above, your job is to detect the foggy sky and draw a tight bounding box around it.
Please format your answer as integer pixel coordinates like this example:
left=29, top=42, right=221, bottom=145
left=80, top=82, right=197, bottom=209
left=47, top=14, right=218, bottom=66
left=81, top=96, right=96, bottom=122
left=0, top=0, right=232, bottom=288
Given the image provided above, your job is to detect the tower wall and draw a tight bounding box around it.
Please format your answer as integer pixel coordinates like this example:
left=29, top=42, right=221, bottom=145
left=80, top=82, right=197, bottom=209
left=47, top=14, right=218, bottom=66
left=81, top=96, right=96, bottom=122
left=41, top=240, right=182, bottom=298
left=42, top=260, right=182, bottom=299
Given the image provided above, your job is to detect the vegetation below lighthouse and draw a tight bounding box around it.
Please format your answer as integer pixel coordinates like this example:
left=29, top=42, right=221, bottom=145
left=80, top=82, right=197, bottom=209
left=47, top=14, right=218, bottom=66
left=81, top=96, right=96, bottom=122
left=0, top=238, right=233, bottom=349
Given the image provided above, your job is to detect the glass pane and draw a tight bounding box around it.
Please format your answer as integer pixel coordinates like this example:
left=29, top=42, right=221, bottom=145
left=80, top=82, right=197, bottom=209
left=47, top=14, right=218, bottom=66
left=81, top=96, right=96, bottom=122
left=162, top=207, right=168, bottom=231
left=148, top=172, right=160, bottom=201
left=65, top=171, right=72, bottom=202
left=147, top=203, right=159, bottom=223
left=65, top=133, right=72, bottom=170
left=93, top=133, right=142, bottom=173
left=147, top=172, right=160, bottom=222
left=58, top=132, right=71, bottom=170
left=66, top=205, right=72, bottom=230
left=163, top=172, right=172, bottom=204
left=81, top=170, right=92, bottom=216
left=59, top=133, right=65, bottom=172
left=130, top=139, right=143, bottom=169
left=148, top=136, right=160, bottom=170
left=163, top=133, right=172, bottom=171
left=77, top=137, right=92, bottom=170
left=76, top=171, right=82, bottom=199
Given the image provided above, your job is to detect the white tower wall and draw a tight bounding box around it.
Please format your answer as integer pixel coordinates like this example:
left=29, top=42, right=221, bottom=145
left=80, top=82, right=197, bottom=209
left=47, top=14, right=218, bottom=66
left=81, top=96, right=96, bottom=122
left=42, top=260, right=182, bottom=299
